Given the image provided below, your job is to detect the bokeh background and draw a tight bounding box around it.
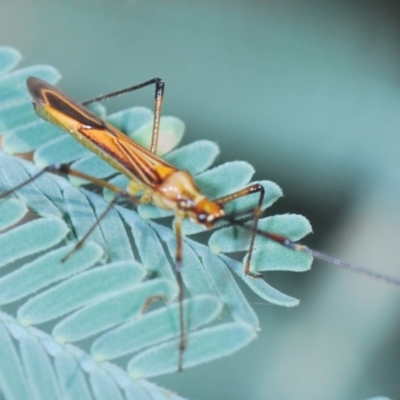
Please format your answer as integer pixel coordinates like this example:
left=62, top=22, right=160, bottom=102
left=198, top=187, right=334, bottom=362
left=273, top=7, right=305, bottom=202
left=1, top=1, right=400, bottom=399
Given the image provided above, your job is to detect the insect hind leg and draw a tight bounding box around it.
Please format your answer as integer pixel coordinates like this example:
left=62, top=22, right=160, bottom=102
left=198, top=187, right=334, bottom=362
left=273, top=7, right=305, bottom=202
left=82, top=78, right=165, bottom=155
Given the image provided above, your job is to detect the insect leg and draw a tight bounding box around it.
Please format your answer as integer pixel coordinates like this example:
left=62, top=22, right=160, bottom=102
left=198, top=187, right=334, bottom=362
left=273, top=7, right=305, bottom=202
left=174, top=215, right=186, bottom=371
left=214, top=183, right=265, bottom=277
left=222, top=210, right=400, bottom=287
left=61, top=192, right=123, bottom=262
left=50, top=165, right=140, bottom=261
left=0, top=163, right=138, bottom=259
left=0, top=168, right=50, bottom=200
left=82, top=78, right=165, bottom=155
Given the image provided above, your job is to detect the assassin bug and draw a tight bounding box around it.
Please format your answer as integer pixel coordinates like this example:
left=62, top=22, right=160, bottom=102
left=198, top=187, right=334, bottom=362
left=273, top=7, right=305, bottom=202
left=1, top=76, right=399, bottom=371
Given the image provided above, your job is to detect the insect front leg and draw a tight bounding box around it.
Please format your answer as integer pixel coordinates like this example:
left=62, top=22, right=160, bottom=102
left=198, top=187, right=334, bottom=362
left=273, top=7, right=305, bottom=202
left=214, top=183, right=265, bottom=278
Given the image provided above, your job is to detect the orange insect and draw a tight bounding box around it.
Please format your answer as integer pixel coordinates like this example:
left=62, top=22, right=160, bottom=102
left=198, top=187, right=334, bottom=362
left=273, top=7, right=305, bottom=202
left=1, top=76, right=399, bottom=371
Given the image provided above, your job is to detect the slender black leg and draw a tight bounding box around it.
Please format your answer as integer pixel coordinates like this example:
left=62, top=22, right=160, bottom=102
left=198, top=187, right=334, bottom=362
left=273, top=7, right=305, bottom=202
left=174, top=216, right=185, bottom=371
left=82, top=78, right=165, bottom=155
left=0, top=163, right=139, bottom=259
left=214, top=183, right=265, bottom=277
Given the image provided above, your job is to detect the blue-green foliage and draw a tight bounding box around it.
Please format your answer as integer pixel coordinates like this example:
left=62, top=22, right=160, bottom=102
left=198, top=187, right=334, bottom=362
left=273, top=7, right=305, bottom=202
left=0, top=47, right=313, bottom=399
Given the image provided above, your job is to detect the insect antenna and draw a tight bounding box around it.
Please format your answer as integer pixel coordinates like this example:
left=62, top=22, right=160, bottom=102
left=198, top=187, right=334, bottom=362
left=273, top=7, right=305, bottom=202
left=222, top=212, right=400, bottom=287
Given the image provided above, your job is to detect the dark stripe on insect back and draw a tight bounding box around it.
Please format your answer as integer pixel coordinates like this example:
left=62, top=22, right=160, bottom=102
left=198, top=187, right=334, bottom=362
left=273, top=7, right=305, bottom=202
left=83, top=124, right=163, bottom=188
left=115, top=137, right=163, bottom=187
left=45, top=91, right=106, bottom=129
left=27, top=77, right=48, bottom=104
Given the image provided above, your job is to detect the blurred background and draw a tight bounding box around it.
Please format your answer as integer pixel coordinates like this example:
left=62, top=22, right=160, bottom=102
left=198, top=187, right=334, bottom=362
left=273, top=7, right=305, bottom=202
left=1, top=1, right=400, bottom=399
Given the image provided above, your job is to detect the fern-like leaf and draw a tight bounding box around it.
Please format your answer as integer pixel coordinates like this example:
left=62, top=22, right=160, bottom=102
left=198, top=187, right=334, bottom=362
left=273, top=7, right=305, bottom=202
left=0, top=46, right=313, bottom=399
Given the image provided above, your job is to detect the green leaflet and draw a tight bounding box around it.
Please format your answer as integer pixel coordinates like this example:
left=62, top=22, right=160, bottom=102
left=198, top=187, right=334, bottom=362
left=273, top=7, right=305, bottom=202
left=0, top=46, right=314, bottom=400
left=128, top=322, right=256, bottom=379
left=0, top=218, right=69, bottom=267
left=91, top=294, right=222, bottom=361
left=0, top=47, right=21, bottom=76
left=0, top=198, right=27, bottom=230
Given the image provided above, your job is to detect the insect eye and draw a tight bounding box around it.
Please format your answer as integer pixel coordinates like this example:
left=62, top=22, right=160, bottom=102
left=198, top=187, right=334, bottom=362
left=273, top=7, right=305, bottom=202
left=197, top=212, right=208, bottom=223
